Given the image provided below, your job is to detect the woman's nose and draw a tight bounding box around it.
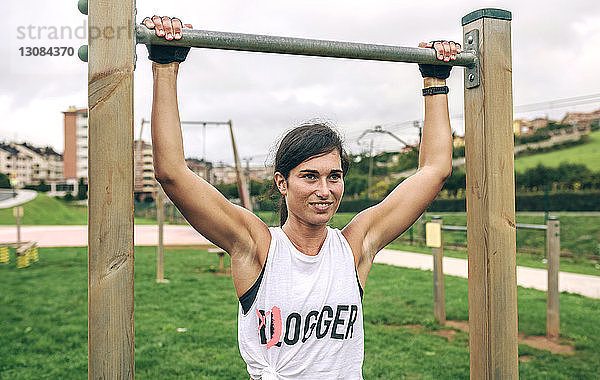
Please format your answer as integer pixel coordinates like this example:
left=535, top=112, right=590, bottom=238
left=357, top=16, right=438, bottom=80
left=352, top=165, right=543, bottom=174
left=315, top=179, right=329, bottom=197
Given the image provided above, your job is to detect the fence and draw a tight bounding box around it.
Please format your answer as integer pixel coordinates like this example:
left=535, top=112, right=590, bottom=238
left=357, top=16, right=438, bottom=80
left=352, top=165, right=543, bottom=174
left=426, top=216, right=561, bottom=339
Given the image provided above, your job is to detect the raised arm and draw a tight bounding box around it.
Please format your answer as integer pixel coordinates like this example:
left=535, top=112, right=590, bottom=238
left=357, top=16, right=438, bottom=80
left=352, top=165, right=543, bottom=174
left=143, top=16, right=270, bottom=295
left=343, top=41, right=460, bottom=285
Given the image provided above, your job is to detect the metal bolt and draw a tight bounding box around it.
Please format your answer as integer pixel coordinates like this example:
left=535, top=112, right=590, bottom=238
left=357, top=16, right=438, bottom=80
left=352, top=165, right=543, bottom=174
left=78, top=0, right=88, bottom=15
left=469, top=74, right=474, bottom=82
left=467, top=35, right=473, bottom=44
left=78, top=45, right=88, bottom=62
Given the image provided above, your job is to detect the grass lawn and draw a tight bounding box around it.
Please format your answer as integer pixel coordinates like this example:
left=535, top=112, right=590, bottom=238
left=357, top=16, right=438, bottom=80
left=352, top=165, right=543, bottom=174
left=257, top=211, right=600, bottom=276
left=514, top=131, right=600, bottom=172
left=2, top=195, right=598, bottom=275
left=1, top=247, right=599, bottom=379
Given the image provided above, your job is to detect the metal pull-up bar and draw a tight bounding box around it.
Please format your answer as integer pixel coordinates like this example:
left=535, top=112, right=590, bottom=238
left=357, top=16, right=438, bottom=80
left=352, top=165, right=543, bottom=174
left=135, top=25, right=477, bottom=67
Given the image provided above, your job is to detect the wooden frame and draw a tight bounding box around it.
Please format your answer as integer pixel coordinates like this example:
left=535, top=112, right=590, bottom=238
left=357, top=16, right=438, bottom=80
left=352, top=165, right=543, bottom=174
left=87, top=0, right=136, bottom=378
left=463, top=9, right=518, bottom=379
left=87, top=4, right=516, bottom=378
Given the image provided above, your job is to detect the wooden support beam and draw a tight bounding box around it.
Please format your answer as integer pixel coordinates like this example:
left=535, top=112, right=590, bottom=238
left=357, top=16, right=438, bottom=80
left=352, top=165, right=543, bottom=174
left=546, top=217, right=560, bottom=340
left=156, top=184, right=169, bottom=283
left=431, top=217, right=446, bottom=324
left=88, top=0, right=135, bottom=377
left=462, top=8, right=518, bottom=379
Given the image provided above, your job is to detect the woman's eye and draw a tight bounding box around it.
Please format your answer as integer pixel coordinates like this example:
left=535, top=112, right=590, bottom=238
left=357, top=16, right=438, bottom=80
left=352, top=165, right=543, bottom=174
left=303, top=174, right=316, bottom=179
left=329, top=174, right=341, bottom=180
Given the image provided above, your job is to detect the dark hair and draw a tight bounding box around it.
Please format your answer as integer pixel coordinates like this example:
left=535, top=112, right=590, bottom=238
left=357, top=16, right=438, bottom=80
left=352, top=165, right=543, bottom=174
left=272, top=122, right=350, bottom=226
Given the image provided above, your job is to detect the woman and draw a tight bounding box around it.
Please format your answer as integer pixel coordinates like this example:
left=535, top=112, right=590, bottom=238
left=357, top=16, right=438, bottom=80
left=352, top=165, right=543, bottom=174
left=143, top=15, right=460, bottom=379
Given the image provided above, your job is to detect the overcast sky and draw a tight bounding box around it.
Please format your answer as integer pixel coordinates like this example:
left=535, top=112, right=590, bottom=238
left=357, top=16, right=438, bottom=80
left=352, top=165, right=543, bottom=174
left=2, top=1, right=599, bottom=166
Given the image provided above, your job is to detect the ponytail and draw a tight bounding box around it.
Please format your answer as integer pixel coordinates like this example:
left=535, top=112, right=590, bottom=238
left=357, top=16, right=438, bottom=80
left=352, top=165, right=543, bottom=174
left=279, top=197, right=288, bottom=226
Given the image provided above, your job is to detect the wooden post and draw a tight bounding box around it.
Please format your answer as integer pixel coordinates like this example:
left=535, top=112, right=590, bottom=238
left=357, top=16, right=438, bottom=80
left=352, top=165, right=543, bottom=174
left=546, top=217, right=560, bottom=340
left=156, top=184, right=168, bottom=283
left=14, top=207, right=22, bottom=245
left=462, top=9, right=518, bottom=379
left=228, top=120, right=252, bottom=211
left=88, top=0, right=135, bottom=377
left=431, top=216, right=446, bottom=324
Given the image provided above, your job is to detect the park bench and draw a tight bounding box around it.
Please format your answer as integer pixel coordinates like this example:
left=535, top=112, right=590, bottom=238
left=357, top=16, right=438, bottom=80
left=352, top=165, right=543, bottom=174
left=0, top=243, right=11, bottom=264
left=16, top=241, right=39, bottom=269
left=207, top=246, right=227, bottom=272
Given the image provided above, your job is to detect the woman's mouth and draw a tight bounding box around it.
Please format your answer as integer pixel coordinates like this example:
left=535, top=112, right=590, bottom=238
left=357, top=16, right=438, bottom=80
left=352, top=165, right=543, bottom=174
left=309, top=202, right=333, bottom=212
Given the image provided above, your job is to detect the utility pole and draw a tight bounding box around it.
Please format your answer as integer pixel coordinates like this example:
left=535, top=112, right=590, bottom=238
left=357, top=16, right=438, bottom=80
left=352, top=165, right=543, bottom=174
left=368, top=139, right=374, bottom=200
left=413, top=120, right=423, bottom=147
left=357, top=125, right=413, bottom=200
left=243, top=156, right=253, bottom=202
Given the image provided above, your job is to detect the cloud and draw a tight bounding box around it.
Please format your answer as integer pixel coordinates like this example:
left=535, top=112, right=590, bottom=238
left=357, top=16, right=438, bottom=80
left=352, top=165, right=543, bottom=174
left=3, top=0, right=600, bottom=164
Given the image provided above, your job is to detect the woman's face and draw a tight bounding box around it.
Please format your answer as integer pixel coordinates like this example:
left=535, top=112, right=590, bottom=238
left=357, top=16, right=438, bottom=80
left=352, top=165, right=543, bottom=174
left=275, top=150, right=344, bottom=227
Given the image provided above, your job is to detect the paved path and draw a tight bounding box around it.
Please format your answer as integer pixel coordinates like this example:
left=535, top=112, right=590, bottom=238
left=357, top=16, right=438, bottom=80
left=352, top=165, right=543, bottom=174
left=1, top=225, right=598, bottom=298
left=375, top=249, right=600, bottom=299
left=0, top=225, right=211, bottom=247
left=0, top=189, right=37, bottom=209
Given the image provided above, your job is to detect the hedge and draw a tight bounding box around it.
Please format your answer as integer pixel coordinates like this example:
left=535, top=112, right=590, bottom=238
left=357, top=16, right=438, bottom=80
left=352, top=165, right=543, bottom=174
left=335, top=191, right=600, bottom=213
left=255, top=191, right=600, bottom=212
left=429, top=191, right=600, bottom=212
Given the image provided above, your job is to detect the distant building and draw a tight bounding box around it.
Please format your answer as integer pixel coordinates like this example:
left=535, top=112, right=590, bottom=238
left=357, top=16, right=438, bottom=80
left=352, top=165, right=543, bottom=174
left=63, top=106, right=88, bottom=180
left=513, top=118, right=552, bottom=136
left=209, top=161, right=273, bottom=184
left=561, top=109, right=600, bottom=130
left=134, top=139, right=156, bottom=201
left=0, top=143, right=22, bottom=186
left=13, top=143, right=63, bottom=184
left=0, top=142, right=63, bottom=188
left=186, top=158, right=213, bottom=183
left=211, top=162, right=239, bottom=184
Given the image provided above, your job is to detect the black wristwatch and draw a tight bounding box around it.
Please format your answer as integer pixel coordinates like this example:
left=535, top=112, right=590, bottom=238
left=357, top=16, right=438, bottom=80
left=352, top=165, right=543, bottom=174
left=422, top=86, right=449, bottom=96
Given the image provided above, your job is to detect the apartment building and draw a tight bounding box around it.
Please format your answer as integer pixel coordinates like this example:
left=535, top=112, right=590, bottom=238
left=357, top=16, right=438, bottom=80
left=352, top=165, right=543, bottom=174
left=14, top=143, right=63, bottom=184
left=0, top=142, right=63, bottom=188
left=134, top=139, right=156, bottom=201
left=561, top=109, right=600, bottom=130
left=63, top=106, right=88, bottom=180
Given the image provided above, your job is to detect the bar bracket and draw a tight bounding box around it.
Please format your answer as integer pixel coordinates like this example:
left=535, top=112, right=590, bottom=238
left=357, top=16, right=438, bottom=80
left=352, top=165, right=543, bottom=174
left=464, top=29, right=479, bottom=89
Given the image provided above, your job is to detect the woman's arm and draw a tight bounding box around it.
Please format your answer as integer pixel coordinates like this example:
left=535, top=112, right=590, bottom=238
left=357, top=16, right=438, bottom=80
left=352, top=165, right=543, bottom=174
left=145, top=16, right=271, bottom=296
left=343, top=41, right=460, bottom=286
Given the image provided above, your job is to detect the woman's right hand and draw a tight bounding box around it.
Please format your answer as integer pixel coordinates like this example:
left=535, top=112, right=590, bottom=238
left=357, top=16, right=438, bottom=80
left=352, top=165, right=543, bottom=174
left=142, top=16, right=194, bottom=64
left=142, top=16, right=193, bottom=41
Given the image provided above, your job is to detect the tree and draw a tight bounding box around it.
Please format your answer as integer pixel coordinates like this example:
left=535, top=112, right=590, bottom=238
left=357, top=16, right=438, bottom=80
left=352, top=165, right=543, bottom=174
left=0, top=173, right=12, bottom=188
left=344, top=175, right=368, bottom=197
left=77, top=177, right=88, bottom=200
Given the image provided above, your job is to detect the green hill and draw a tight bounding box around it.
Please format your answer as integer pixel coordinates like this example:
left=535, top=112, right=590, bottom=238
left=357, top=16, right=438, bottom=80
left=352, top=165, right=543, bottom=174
left=515, top=131, right=600, bottom=172
left=0, top=193, right=160, bottom=225
left=0, top=193, right=87, bottom=225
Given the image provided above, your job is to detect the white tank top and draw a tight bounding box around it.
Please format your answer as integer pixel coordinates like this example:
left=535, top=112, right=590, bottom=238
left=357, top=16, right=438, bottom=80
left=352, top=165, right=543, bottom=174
left=238, top=227, right=364, bottom=380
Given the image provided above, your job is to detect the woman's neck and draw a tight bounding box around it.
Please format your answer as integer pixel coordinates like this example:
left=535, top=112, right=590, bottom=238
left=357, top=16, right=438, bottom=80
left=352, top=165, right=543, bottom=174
left=281, top=220, right=328, bottom=256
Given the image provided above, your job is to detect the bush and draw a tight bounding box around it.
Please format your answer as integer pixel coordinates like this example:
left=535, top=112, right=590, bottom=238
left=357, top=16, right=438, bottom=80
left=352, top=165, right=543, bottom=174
left=338, top=198, right=380, bottom=212
left=24, top=180, right=51, bottom=192
left=515, top=135, right=589, bottom=158
left=516, top=191, right=600, bottom=211
left=0, top=173, right=11, bottom=188
left=425, top=191, right=600, bottom=212
left=335, top=190, right=600, bottom=213
left=453, top=145, right=465, bottom=158
left=77, top=178, right=88, bottom=200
